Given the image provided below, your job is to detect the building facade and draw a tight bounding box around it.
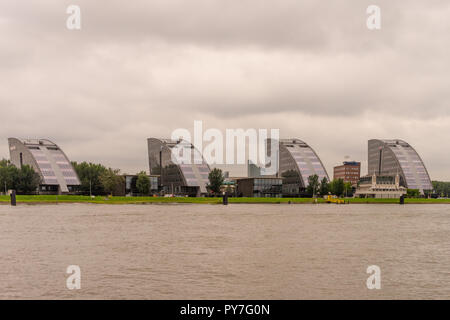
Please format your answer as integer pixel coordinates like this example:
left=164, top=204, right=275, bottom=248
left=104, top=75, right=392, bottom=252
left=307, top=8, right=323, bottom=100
left=220, top=179, right=237, bottom=196
left=368, top=139, right=432, bottom=194
left=354, top=173, right=407, bottom=198
left=269, top=138, right=329, bottom=196
left=147, top=138, right=210, bottom=196
left=236, top=177, right=283, bottom=198
left=333, top=161, right=361, bottom=186
left=8, top=138, right=80, bottom=194
left=120, top=174, right=159, bottom=196
left=247, top=160, right=262, bottom=178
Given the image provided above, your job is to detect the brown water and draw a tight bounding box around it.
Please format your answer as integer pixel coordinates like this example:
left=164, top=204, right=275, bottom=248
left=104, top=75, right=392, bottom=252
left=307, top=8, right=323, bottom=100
left=0, top=203, right=449, bottom=299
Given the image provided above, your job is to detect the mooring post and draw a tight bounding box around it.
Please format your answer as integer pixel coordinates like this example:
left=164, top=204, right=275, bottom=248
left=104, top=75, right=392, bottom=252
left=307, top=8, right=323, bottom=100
left=222, top=192, right=228, bottom=205
left=10, top=190, right=16, bottom=206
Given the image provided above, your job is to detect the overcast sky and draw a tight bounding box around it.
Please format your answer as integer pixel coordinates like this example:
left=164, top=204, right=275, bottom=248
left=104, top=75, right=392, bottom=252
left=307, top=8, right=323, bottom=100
left=1, top=1, right=449, bottom=179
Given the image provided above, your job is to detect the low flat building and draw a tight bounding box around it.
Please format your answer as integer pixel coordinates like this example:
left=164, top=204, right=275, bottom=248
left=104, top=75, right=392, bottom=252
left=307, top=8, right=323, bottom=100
left=219, top=176, right=244, bottom=196
left=8, top=138, right=80, bottom=194
left=236, top=177, right=283, bottom=198
left=220, top=180, right=236, bottom=196
left=120, top=174, right=159, bottom=196
left=333, top=161, right=361, bottom=186
left=354, top=173, right=406, bottom=198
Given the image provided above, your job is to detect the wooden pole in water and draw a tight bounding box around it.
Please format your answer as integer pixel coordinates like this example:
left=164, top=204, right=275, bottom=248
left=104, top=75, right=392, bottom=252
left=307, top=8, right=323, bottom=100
left=222, top=192, right=228, bottom=205
left=10, top=190, right=16, bottom=206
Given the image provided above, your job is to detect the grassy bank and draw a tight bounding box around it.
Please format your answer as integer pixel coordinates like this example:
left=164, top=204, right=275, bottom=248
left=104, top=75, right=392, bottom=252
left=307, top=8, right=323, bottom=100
left=1, top=195, right=450, bottom=204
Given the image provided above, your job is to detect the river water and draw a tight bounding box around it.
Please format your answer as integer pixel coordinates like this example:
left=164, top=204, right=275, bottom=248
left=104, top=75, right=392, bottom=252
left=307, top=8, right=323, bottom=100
left=0, top=203, right=449, bottom=299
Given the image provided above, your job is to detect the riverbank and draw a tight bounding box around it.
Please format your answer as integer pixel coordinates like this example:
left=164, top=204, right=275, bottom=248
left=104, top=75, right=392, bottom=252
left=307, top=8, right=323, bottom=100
left=1, top=195, right=449, bottom=204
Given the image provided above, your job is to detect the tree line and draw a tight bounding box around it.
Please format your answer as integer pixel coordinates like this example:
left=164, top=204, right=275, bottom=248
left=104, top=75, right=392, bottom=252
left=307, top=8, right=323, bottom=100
left=306, top=174, right=353, bottom=197
left=71, top=161, right=123, bottom=195
left=432, top=181, right=450, bottom=197
left=0, top=158, right=156, bottom=196
left=0, top=159, right=40, bottom=194
left=72, top=162, right=153, bottom=196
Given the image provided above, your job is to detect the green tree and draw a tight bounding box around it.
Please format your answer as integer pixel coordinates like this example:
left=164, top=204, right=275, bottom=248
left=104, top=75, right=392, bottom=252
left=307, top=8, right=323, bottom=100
left=406, top=189, right=420, bottom=198
left=330, top=179, right=345, bottom=197
left=136, top=171, right=150, bottom=195
left=0, top=159, right=10, bottom=167
left=0, top=160, right=17, bottom=193
left=432, top=181, right=450, bottom=197
left=319, top=177, right=329, bottom=196
left=208, top=168, right=224, bottom=194
left=343, top=182, right=353, bottom=197
left=72, top=161, right=108, bottom=195
left=0, top=161, right=40, bottom=194
left=15, top=165, right=40, bottom=194
left=306, top=174, right=320, bottom=197
left=100, top=168, right=124, bottom=196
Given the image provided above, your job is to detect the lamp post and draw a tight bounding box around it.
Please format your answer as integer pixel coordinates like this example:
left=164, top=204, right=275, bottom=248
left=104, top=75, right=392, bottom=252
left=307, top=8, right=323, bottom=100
left=3, top=161, right=9, bottom=194
left=159, top=145, right=164, bottom=194
left=312, top=181, right=319, bottom=199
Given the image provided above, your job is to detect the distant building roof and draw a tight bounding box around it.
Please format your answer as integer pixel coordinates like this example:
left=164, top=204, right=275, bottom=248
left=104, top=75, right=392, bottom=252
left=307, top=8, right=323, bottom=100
left=343, top=161, right=360, bottom=166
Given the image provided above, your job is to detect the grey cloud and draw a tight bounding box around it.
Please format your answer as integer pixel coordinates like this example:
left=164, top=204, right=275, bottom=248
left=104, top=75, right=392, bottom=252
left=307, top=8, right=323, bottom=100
left=0, top=1, right=449, bottom=178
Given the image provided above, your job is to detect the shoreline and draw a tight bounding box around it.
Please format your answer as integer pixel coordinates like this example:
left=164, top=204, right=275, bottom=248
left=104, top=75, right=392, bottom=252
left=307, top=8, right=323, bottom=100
left=1, top=195, right=449, bottom=205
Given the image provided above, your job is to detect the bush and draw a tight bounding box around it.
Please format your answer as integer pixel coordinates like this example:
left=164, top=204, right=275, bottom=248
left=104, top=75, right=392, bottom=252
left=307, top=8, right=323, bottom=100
left=207, top=168, right=224, bottom=194
left=0, top=160, right=40, bottom=194
left=136, top=172, right=150, bottom=195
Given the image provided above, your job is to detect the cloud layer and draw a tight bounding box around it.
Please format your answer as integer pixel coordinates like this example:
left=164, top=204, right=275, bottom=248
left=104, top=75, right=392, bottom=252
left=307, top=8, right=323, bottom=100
left=0, top=1, right=449, bottom=179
